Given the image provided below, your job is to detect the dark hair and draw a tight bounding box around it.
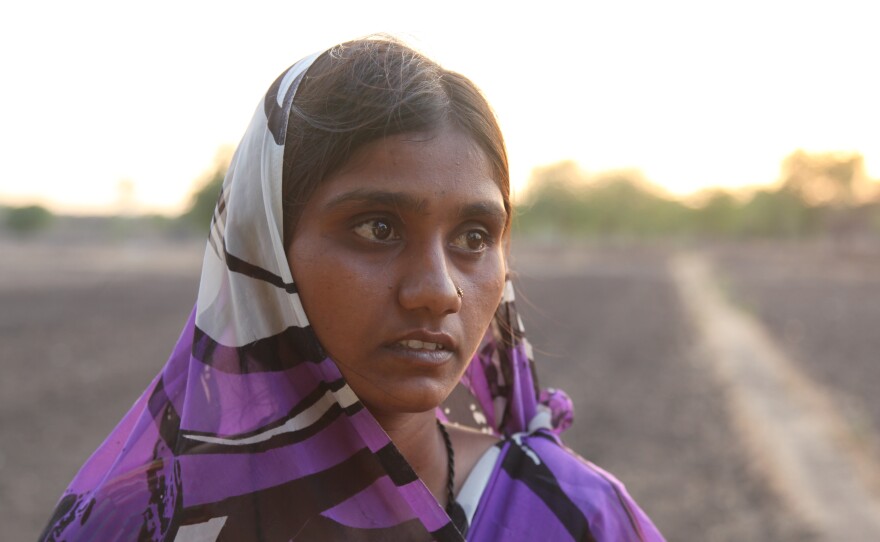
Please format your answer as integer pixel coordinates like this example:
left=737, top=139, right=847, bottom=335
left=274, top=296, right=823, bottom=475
left=282, top=36, right=510, bottom=248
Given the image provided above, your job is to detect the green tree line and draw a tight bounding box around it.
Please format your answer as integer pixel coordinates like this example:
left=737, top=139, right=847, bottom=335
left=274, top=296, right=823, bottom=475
left=5, top=149, right=879, bottom=240
left=515, top=151, right=880, bottom=239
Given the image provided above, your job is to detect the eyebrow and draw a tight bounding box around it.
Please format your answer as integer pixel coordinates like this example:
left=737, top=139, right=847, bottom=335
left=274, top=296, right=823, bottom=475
left=457, top=201, right=508, bottom=224
left=323, top=188, right=508, bottom=223
left=324, top=189, right=426, bottom=213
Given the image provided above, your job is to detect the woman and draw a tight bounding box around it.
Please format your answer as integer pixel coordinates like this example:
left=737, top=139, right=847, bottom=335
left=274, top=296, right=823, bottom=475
left=41, top=37, right=664, bottom=541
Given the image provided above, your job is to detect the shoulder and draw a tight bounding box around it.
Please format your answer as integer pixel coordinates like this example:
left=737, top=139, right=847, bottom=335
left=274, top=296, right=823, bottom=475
left=509, top=430, right=622, bottom=493
left=487, top=430, right=665, bottom=541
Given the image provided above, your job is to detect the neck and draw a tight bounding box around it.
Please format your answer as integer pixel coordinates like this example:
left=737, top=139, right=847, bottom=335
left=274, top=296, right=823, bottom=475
left=371, top=409, right=449, bottom=506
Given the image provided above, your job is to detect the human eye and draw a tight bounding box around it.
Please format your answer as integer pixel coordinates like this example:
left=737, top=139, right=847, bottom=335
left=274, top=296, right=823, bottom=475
left=352, top=218, right=401, bottom=243
left=450, top=228, right=492, bottom=253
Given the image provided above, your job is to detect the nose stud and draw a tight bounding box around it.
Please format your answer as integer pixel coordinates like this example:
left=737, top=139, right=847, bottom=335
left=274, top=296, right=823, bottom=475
left=456, top=286, right=463, bottom=299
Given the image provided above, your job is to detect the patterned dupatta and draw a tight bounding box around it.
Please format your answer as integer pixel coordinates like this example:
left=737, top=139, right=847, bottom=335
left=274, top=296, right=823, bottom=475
left=40, top=51, right=572, bottom=542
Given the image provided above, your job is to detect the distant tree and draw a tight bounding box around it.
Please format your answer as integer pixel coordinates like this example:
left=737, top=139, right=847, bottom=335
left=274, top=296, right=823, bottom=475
left=182, top=167, right=225, bottom=230
left=5, top=204, right=53, bottom=236
left=181, top=148, right=233, bottom=230
left=517, top=161, right=590, bottom=234
left=870, top=204, right=880, bottom=234
left=516, top=163, right=691, bottom=236
left=737, top=188, right=818, bottom=237
left=515, top=153, right=877, bottom=240
left=582, top=171, right=691, bottom=236
left=780, top=150, right=869, bottom=207
left=691, top=189, right=741, bottom=236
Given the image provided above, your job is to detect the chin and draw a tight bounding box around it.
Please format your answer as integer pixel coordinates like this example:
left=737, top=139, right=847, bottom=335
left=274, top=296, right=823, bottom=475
left=361, top=381, right=454, bottom=417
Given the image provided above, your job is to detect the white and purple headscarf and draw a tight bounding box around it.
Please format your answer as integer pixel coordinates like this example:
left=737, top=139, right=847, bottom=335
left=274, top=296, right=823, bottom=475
left=40, top=48, right=664, bottom=542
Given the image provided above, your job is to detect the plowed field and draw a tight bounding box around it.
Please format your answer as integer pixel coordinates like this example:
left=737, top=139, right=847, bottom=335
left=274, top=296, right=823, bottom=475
left=7, top=238, right=875, bottom=540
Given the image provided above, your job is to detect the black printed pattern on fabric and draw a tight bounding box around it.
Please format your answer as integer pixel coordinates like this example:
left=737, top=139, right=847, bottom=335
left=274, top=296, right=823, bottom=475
left=39, top=493, right=84, bottom=542
left=431, top=520, right=467, bottom=542
left=176, top=379, right=364, bottom=455
left=264, top=64, right=309, bottom=145
left=223, top=249, right=299, bottom=294
left=138, top=439, right=182, bottom=540
left=501, top=438, right=596, bottom=542
left=446, top=501, right=469, bottom=539
left=148, top=377, right=182, bottom=450
left=176, top=447, right=434, bottom=541
left=138, top=378, right=185, bottom=540
left=207, top=183, right=228, bottom=260
left=208, top=184, right=299, bottom=295
left=490, top=283, right=541, bottom=433
left=191, top=325, right=324, bottom=374
left=374, top=442, right=420, bottom=487
left=294, top=515, right=431, bottom=541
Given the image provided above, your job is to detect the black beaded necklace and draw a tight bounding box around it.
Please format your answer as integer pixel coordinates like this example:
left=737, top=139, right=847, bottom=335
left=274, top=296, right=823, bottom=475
left=436, top=420, right=468, bottom=535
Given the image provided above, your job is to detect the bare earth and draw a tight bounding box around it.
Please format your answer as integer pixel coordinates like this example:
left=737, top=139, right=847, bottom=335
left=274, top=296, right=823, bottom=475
left=511, top=244, right=816, bottom=541
left=711, top=243, right=880, bottom=456
left=2, top=238, right=877, bottom=540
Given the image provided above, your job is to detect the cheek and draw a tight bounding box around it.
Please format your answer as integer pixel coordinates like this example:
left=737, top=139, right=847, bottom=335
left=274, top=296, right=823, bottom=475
left=463, top=259, right=507, bottom=342
left=290, top=248, right=387, bottom=354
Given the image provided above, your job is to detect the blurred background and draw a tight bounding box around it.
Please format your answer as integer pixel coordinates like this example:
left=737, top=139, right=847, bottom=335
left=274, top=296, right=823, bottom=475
left=2, top=0, right=879, bottom=540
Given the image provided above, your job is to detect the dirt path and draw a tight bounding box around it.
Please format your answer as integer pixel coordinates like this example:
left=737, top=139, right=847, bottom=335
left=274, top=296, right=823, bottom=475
left=671, top=253, right=880, bottom=541
left=513, top=244, right=812, bottom=541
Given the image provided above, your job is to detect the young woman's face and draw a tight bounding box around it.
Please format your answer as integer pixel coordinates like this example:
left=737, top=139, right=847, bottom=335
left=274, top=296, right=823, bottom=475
left=287, top=125, right=507, bottom=418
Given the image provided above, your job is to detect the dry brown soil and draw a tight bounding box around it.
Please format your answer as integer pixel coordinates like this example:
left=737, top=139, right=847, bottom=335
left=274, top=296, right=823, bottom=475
left=711, top=242, right=880, bottom=450
left=1, top=239, right=842, bottom=541
left=511, top=243, right=815, bottom=541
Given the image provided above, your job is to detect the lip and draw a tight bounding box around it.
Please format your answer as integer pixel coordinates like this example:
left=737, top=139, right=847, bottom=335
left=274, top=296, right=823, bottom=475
left=390, top=329, right=456, bottom=351
left=384, top=329, right=457, bottom=365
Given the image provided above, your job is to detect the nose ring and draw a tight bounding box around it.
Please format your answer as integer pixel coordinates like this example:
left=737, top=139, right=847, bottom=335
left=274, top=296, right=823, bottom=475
left=456, top=286, right=464, bottom=299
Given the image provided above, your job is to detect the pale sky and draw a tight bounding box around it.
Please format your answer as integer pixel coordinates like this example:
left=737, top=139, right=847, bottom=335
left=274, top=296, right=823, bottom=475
left=1, top=0, right=878, bottom=214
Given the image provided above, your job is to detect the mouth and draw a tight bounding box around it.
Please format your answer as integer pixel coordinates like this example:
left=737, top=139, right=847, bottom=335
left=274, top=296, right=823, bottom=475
left=385, top=331, right=457, bottom=364
left=394, top=339, right=447, bottom=351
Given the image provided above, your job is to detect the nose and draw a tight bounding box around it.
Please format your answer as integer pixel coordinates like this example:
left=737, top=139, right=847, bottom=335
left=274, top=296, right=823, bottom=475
left=397, top=238, right=462, bottom=316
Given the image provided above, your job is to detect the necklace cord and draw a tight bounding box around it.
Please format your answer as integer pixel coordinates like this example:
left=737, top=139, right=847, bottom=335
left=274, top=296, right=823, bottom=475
left=436, top=420, right=456, bottom=511
left=436, top=420, right=469, bottom=536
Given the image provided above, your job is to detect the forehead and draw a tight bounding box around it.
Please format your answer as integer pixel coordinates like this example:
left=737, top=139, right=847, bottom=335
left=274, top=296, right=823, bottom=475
left=317, top=126, right=503, bottom=205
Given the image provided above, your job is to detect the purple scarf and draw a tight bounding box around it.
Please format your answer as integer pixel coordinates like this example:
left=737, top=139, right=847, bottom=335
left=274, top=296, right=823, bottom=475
left=40, top=49, right=662, bottom=542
